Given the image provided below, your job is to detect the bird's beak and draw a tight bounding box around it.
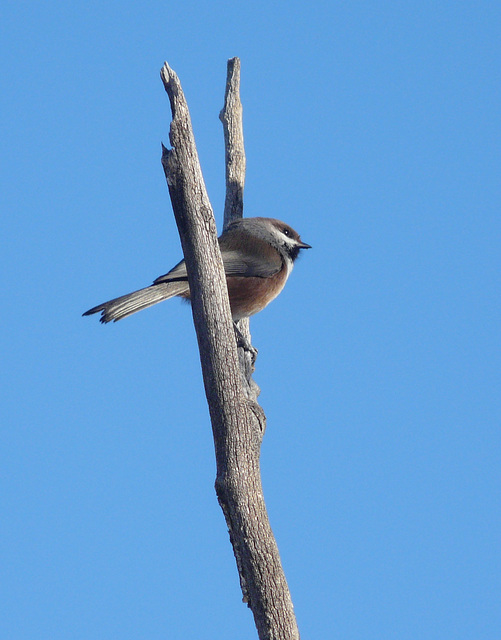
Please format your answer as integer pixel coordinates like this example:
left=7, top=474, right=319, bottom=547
left=298, top=241, right=312, bottom=249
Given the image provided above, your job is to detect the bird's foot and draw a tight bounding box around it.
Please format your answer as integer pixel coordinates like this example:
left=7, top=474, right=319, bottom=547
left=233, top=322, right=258, bottom=365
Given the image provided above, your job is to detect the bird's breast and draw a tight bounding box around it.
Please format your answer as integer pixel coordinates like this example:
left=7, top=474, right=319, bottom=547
left=226, top=260, right=292, bottom=321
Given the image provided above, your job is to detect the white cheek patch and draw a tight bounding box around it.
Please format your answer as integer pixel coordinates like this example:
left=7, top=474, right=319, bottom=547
left=270, top=227, right=298, bottom=249
left=266, top=227, right=297, bottom=280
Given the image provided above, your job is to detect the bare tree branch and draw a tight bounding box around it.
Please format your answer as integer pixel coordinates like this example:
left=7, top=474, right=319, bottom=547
left=220, top=57, right=246, bottom=229
left=219, top=57, right=257, bottom=399
left=160, top=60, right=300, bottom=640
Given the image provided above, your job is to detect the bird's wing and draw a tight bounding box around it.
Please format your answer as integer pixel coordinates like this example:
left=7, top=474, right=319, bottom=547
left=220, top=249, right=282, bottom=277
left=153, top=246, right=282, bottom=285
left=153, top=259, right=188, bottom=285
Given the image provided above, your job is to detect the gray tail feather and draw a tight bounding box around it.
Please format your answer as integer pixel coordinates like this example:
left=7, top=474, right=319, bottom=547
left=83, top=282, right=188, bottom=323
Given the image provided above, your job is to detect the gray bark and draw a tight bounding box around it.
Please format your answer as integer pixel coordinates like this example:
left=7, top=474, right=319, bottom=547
left=160, top=60, right=299, bottom=640
left=219, top=57, right=257, bottom=400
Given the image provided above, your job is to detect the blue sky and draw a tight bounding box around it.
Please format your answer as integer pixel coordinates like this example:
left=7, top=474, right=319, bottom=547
left=1, top=2, right=500, bottom=638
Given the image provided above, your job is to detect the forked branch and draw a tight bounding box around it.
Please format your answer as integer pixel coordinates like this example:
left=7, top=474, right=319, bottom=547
left=160, top=60, right=299, bottom=640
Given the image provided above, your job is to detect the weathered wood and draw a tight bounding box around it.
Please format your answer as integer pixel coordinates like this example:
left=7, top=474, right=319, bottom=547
left=220, top=57, right=246, bottom=230
left=160, top=61, right=299, bottom=640
left=220, top=57, right=258, bottom=401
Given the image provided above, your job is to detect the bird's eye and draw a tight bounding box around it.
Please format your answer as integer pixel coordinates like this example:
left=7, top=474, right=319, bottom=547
left=282, top=228, right=291, bottom=237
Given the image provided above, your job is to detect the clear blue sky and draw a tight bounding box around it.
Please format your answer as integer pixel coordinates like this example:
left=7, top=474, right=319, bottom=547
left=1, top=2, right=499, bottom=638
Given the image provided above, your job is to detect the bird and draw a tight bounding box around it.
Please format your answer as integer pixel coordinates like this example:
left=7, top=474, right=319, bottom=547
left=83, top=217, right=311, bottom=324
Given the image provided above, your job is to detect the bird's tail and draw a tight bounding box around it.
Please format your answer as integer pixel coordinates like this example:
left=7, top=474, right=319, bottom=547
left=83, top=281, right=189, bottom=323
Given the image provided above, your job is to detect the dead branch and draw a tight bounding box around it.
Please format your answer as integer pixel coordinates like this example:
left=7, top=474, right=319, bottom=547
left=160, top=60, right=299, bottom=640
